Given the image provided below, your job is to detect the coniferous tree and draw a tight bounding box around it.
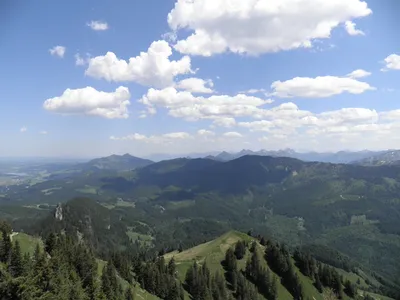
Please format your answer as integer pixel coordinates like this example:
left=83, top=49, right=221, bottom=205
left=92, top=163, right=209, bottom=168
left=270, top=275, right=278, bottom=300
left=236, top=271, right=259, bottom=300
left=0, top=229, right=11, bottom=263
left=250, top=241, right=257, bottom=253
left=125, top=287, right=134, bottom=300
left=315, top=274, right=323, bottom=293
left=223, top=247, right=238, bottom=290
left=185, top=261, right=213, bottom=300
left=344, top=280, right=356, bottom=298
left=211, top=272, right=228, bottom=300
left=234, top=241, right=246, bottom=260
left=101, top=263, right=113, bottom=300
left=168, top=257, right=176, bottom=276
left=45, top=232, right=57, bottom=255
left=8, top=240, right=23, bottom=277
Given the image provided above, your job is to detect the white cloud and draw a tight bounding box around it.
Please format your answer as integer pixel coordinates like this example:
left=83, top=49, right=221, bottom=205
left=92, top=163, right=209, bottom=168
left=20, top=127, right=27, bottom=133
left=382, top=54, right=400, bottom=71
left=223, top=132, right=243, bottom=138
left=87, top=21, right=109, bottom=31
left=167, top=0, right=372, bottom=56
left=163, top=132, right=191, bottom=139
left=175, top=78, right=214, bottom=93
left=139, top=87, right=274, bottom=120
left=40, top=131, right=48, bottom=135
left=240, top=88, right=267, bottom=94
left=75, top=53, right=90, bottom=66
left=212, top=118, right=236, bottom=128
left=346, top=69, right=371, bottom=79
left=85, top=40, right=192, bottom=88
left=316, top=108, right=378, bottom=126
left=239, top=120, right=274, bottom=132
left=380, top=109, right=400, bottom=121
left=43, top=86, right=131, bottom=119
left=107, top=103, right=400, bottom=154
left=49, top=46, right=66, bottom=58
left=271, top=75, right=375, bottom=98
left=344, top=21, right=365, bottom=36
left=110, top=132, right=192, bottom=143
left=197, top=129, right=215, bottom=136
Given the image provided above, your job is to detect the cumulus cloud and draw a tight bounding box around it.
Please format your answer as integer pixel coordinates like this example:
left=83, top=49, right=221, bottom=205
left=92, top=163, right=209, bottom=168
left=271, top=75, right=375, bottom=98
left=139, top=87, right=274, bottom=120
left=110, top=132, right=192, bottom=143
left=108, top=103, right=400, bottom=153
left=20, top=127, right=27, bottom=133
left=223, top=132, right=243, bottom=138
left=175, top=78, right=214, bottom=93
left=212, top=118, right=236, bottom=128
left=344, top=21, right=365, bottom=36
left=240, top=89, right=267, bottom=94
left=382, top=54, right=400, bottom=71
left=40, top=131, right=48, bottom=135
left=167, top=0, right=372, bottom=56
left=49, top=46, right=66, bottom=58
left=197, top=129, right=215, bottom=136
left=87, top=21, right=109, bottom=31
left=85, top=40, right=192, bottom=88
left=43, top=86, right=131, bottom=119
left=75, top=53, right=90, bottom=66
left=346, top=69, right=371, bottom=79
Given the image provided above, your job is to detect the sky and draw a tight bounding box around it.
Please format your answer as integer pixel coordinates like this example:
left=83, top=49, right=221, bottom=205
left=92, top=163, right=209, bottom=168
left=1, top=0, right=400, bottom=158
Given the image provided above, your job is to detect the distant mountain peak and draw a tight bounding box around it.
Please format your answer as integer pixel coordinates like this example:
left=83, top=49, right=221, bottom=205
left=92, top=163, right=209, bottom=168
left=81, top=154, right=154, bottom=171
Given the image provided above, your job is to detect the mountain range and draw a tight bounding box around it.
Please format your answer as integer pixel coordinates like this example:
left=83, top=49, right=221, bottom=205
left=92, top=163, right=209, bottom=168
left=205, top=148, right=389, bottom=164
left=3, top=152, right=400, bottom=297
left=78, top=153, right=154, bottom=171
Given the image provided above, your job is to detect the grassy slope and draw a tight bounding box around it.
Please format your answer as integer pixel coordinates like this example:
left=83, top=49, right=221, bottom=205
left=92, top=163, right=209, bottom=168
left=11, top=232, right=43, bottom=255
left=165, top=231, right=296, bottom=300
left=5, top=231, right=394, bottom=300
left=164, top=231, right=394, bottom=300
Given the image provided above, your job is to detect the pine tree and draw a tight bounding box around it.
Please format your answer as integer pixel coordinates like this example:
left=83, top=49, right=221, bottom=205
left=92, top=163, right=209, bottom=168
left=234, top=241, right=246, bottom=260
left=125, top=287, right=134, bottom=300
left=270, top=275, right=278, bottom=300
left=0, top=221, right=12, bottom=234
left=344, top=280, right=356, bottom=298
left=8, top=240, right=23, bottom=277
left=250, top=241, right=257, bottom=253
left=168, top=257, right=176, bottom=276
left=315, top=274, right=323, bottom=293
left=45, top=232, right=57, bottom=255
left=223, top=248, right=238, bottom=290
left=224, top=248, right=237, bottom=272
left=0, top=229, right=11, bottom=263
left=101, top=264, right=112, bottom=300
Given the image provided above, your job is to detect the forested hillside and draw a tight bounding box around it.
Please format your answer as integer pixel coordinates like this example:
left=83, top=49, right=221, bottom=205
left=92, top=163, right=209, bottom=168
left=0, top=219, right=395, bottom=300
left=3, top=155, right=400, bottom=296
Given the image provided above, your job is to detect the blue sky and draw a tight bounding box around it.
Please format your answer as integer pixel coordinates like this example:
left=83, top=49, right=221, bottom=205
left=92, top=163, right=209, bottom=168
left=1, top=0, right=400, bottom=158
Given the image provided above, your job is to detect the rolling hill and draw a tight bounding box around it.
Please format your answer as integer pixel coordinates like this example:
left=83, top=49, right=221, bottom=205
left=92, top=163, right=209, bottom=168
left=3, top=225, right=394, bottom=300
left=80, top=153, right=154, bottom=171
left=164, top=231, right=393, bottom=300
left=94, top=155, right=400, bottom=283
